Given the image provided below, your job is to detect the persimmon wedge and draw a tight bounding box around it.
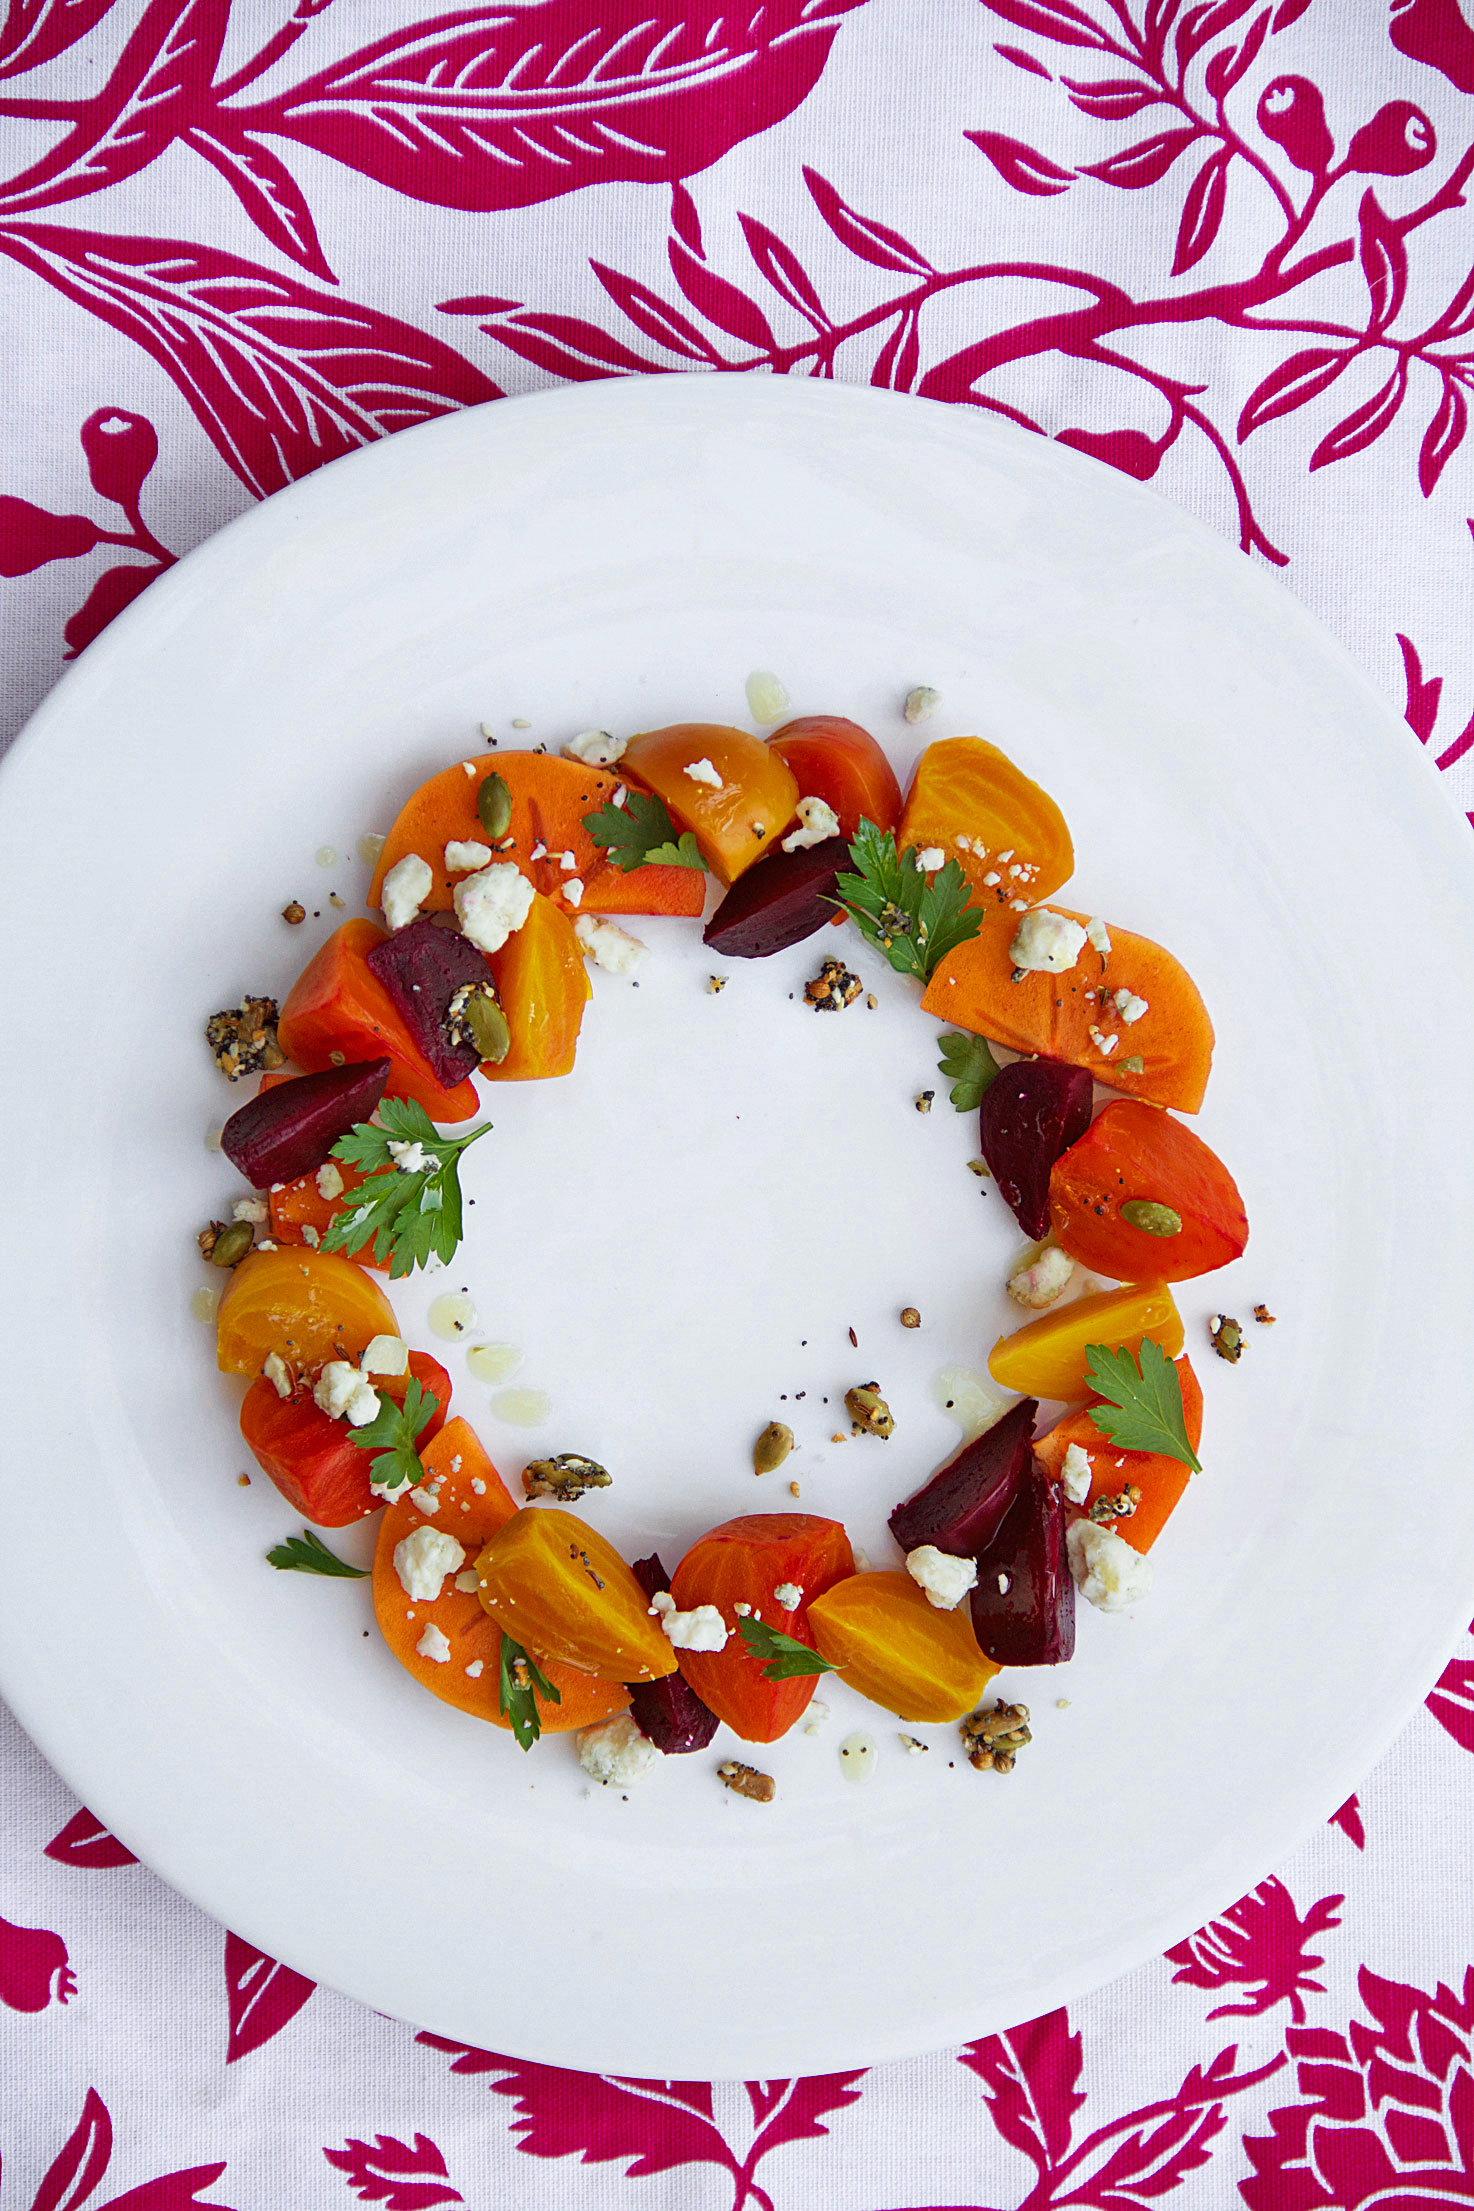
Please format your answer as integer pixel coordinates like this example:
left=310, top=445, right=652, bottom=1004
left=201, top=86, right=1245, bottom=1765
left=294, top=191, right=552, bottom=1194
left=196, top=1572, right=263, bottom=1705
left=768, top=715, right=902, bottom=838
left=372, top=1421, right=629, bottom=1732
left=1049, top=1101, right=1248, bottom=1283
left=921, top=906, right=1214, bottom=1113
left=368, top=752, right=704, bottom=920
left=620, top=724, right=799, bottom=885
left=1035, top=1357, right=1204, bottom=1553
left=669, top=1513, right=855, bottom=1743
left=898, top=737, right=1073, bottom=916
left=277, top=920, right=480, bottom=1123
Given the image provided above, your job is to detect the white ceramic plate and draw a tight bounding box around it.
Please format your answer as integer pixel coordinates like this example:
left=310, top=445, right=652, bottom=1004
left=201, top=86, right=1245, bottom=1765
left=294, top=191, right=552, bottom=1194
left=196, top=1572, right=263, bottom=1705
left=2, top=377, right=1473, bottom=2078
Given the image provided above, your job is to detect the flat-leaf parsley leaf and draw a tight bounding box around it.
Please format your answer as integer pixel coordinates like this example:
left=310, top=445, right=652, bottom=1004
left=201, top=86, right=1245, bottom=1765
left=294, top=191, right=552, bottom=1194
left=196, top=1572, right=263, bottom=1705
left=737, top=1616, right=838, bottom=1680
left=348, top=1376, right=440, bottom=1497
left=582, top=788, right=707, bottom=873
left=938, top=1029, right=1001, bottom=1112
left=832, top=820, right=984, bottom=983
left=321, top=1097, right=489, bottom=1277
left=265, top=1529, right=369, bottom=1577
left=1084, top=1339, right=1201, bottom=1472
left=499, top=1634, right=560, bottom=1750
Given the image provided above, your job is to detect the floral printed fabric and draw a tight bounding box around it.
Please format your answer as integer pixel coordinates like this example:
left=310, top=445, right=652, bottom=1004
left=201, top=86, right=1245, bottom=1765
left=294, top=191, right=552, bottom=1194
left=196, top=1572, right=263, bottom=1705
left=4, top=0, right=1474, bottom=2200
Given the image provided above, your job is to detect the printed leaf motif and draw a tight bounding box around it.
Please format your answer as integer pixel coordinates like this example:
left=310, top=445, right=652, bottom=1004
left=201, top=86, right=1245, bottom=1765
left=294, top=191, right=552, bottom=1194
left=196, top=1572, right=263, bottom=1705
left=32, top=2087, right=112, bottom=2211
left=1165, top=1876, right=1343, bottom=2023
left=0, top=225, right=501, bottom=499
left=462, top=306, right=666, bottom=381
left=184, top=117, right=334, bottom=283
left=1173, top=147, right=1230, bottom=272
left=872, top=304, right=921, bottom=391
left=62, top=561, right=159, bottom=657
left=223, top=1931, right=315, bottom=2063
left=1064, top=76, right=1167, bottom=119
left=1080, top=126, right=1201, bottom=188
left=44, top=1808, right=139, bottom=1868
left=804, top=166, right=932, bottom=275
left=1329, top=1791, right=1367, bottom=1848
left=670, top=181, right=703, bottom=258
left=1309, top=357, right=1408, bottom=470
left=747, top=2073, right=867, bottom=2157
left=0, top=0, right=114, bottom=79
left=667, top=235, right=777, bottom=350
left=95, top=2169, right=235, bottom=2211
left=1420, top=375, right=1468, bottom=496
left=1427, top=1648, right=1474, bottom=1750
left=230, top=0, right=865, bottom=214
left=976, top=0, right=1121, bottom=50
left=960, top=2008, right=1086, bottom=2177
left=0, top=0, right=231, bottom=215
left=0, top=495, right=102, bottom=575
left=1358, top=189, right=1408, bottom=329
left=420, top=2044, right=737, bottom=2183
left=966, top=129, right=1075, bottom=195
left=1242, top=1966, right=1474, bottom=2209
left=323, top=2134, right=463, bottom=2210
left=1177, top=0, right=1255, bottom=64
left=739, top=213, right=831, bottom=329
left=590, top=259, right=721, bottom=360
left=1237, top=345, right=1352, bottom=440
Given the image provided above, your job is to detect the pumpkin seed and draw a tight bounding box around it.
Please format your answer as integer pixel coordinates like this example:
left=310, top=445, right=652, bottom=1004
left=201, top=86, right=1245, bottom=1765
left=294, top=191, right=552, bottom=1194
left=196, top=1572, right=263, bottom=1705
left=845, top=1383, right=894, bottom=1438
left=448, top=980, right=510, bottom=1063
left=207, top=1219, right=255, bottom=1268
left=476, top=771, right=513, bottom=841
left=1120, top=1199, right=1182, bottom=1237
left=753, top=1421, right=794, bottom=1474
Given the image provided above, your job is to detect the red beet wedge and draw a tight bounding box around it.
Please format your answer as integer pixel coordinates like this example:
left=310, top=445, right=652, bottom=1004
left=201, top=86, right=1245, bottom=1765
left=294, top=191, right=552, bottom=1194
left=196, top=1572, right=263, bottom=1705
left=888, top=1398, right=1038, bottom=1560
left=624, top=1555, right=719, bottom=1754
left=221, top=1058, right=390, bottom=1187
left=969, top=1464, right=1075, bottom=1666
left=978, top=1056, right=1095, bottom=1240
left=703, top=838, right=848, bottom=958
left=364, top=915, right=495, bottom=1087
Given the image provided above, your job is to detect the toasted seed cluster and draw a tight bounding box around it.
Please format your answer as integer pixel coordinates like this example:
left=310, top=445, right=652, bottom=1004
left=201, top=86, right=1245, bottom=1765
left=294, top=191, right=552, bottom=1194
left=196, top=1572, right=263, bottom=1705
left=845, top=1382, right=894, bottom=1438
left=961, top=1702, right=1032, bottom=1775
left=1254, top=1303, right=1276, bottom=1325
left=1209, top=1313, right=1244, bottom=1363
left=753, top=1421, right=795, bottom=1475
left=717, top=1759, right=776, bottom=1804
left=1087, top=1484, right=1142, bottom=1524
left=914, top=1090, right=934, bottom=1114
left=522, top=1453, right=612, bottom=1502
left=447, top=980, right=510, bottom=1063
left=805, top=956, right=863, bottom=1012
left=205, top=996, right=284, bottom=1080
left=199, top=1218, right=254, bottom=1268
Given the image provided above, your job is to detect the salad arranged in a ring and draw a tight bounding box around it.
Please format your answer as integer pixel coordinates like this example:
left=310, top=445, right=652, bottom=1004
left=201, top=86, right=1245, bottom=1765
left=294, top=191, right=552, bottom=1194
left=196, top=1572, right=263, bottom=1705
left=200, top=704, right=1248, bottom=1795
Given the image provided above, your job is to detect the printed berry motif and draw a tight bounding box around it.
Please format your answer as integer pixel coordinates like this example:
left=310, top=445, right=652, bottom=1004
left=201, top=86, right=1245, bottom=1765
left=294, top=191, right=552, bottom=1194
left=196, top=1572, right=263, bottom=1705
left=0, top=1908, right=74, bottom=2011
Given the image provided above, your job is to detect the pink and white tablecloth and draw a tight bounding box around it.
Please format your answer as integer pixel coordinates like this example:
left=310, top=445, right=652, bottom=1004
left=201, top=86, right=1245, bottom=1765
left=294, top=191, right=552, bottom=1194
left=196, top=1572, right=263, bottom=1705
left=5, top=1, right=1474, bottom=2202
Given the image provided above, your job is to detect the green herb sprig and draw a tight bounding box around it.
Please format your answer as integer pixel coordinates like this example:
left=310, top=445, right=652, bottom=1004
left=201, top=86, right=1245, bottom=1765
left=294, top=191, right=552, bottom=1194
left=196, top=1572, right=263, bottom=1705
left=937, top=1029, right=1001, bottom=1112
left=1084, top=1340, right=1201, bottom=1472
left=832, top=820, right=984, bottom=984
left=348, top=1376, right=440, bottom=1496
left=737, top=1615, right=839, bottom=1681
left=499, top=1634, right=561, bottom=1750
left=582, top=788, right=706, bottom=872
left=321, top=1097, right=489, bottom=1277
left=266, top=1529, right=369, bottom=1578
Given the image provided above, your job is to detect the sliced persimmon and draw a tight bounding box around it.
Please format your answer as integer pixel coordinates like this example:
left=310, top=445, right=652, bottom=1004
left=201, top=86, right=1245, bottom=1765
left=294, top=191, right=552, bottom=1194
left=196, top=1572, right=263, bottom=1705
left=619, top=724, right=800, bottom=885
left=1035, top=1356, right=1204, bottom=1552
left=368, top=752, right=705, bottom=921
left=1049, top=1102, right=1247, bottom=1282
left=898, top=737, right=1073, bottom=916
left=921, top=906, right=1214, bottom=1113
left=371, top=1419, right=629, bottom=1732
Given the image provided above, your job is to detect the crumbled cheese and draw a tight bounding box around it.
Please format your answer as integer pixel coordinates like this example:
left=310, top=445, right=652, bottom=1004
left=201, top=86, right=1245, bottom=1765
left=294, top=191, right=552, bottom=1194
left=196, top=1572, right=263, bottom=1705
left=1010, top=908, right=1087, bottom=974
left=773, top=1581, right=803, bottom=1609
left=387, top=1139, right=431, bottom=1174
left=232, top=1197, right=268, bottom=1224
left=1008, top=1244, right=1076, bottom=1310
left=574, top=914, right=646, bottom=977
left=649, top=1589, right=728, bottom=1652
left=1085, top=917, right=1112, bottom=957
left=578, top=1711, right=658, bottom=1786
left=904, top=685, right=941, bottom=722
left=611, top=787, right=628, bottom=808
left=1010, top=898, right=1028, bottom=911
left=558, top=849, right=578, bottom=871
left=1088, top=1025, right=1119, bottom=1057
left=315, top=1161, right=344, bottom=1202
left=263, top=1351, right=292, bottom=1400
left=462, top=759, right=479, bottom=776
left=416, top=1623, right=452, bottom=1664
left=1114, top=988, right=1149, bottom=1024
left=314, top=1360, right=380, bottom=1427
left=382, top=852, right=432, bottom=931
left=453, top=862, right=534, bottom=953
left=733, top=1601, right=751, bottom=1616
left=1060, top=1442, right=1094, bottom=1504
left=445, top=839, right=492, bottom=873
left=781, top=796, right=842, bottom=852
left=464, top=1659, right=484, bottom=1680
left=530, top=840, right=547, bottom=860
left=915, top=846, right=946, bottom=872
left=393, top=1525, right=466, bottom=1601
left=361, top=1333, right=408, bottom=1376
left=983, top=870, right=1001, bottom=886
left=997, top=849, right=1014, bottom=862
left=564, top=728, right=626, bottom=767
left=454, top=1568, right=480, bottom=1592
left=905, top=1545, right=978, bottom=1610
left=563, top=877, right=584, bottom=908
left=805, top=1700, right=830, bottom=1732
left=470, top=1477, right=486, bottom=1495
left=1067, top=1519, right=1153, bottom=1612
left=408, top=1485, right=441, bottom=1514
left=684, top=756, right=725, bottom=791
left=300, top=1225, right=319, bottom=1248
